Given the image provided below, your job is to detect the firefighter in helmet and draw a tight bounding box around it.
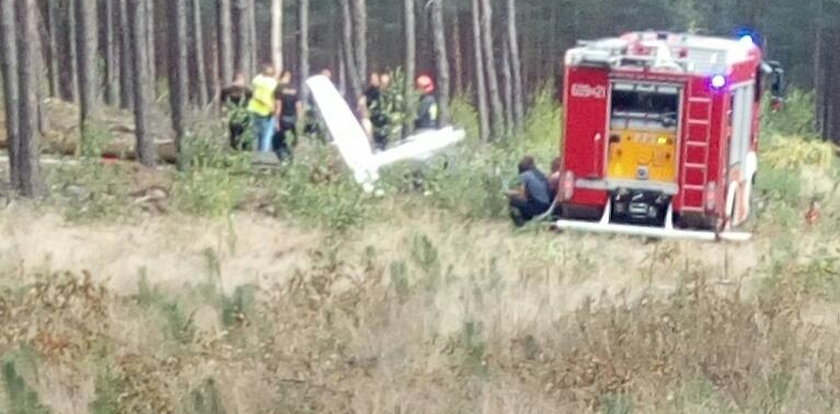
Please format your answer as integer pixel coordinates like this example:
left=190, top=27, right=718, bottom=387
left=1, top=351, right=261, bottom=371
left=414, top=75, right=438, bottom=132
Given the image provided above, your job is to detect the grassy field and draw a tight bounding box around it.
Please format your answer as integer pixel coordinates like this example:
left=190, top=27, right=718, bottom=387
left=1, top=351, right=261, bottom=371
left=1, top=91, right=839, bottom=413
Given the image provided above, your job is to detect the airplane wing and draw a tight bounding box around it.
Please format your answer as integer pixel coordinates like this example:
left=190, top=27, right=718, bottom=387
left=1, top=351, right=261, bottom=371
left=305, top=75, right=465, bottom=190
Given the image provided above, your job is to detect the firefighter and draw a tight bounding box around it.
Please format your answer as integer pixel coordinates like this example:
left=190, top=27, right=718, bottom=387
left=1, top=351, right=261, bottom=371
left=507, top=156, right=552, bottom=227
left=414, top=75, right=438, bottom=132
left=248, top=64, right=279, bottom=152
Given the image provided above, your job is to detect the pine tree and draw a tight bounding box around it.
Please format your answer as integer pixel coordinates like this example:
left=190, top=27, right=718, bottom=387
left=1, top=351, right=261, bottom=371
left=430, top=0, right=451, bottom=126
left=0, top=0, right=20, bottom=187
left=191, top=0, right=209, bottom=107
left=119, top=0, right=134, bottom=109
left=480, top=0, right=504, bottom=139
left=403, top=0, right=416, bottom=136
left=77, top=0, right=100, bottom=138
left=15, top=0, right=44, bottom=197
left=271, top=0, right=284, bottom=71
left=506, top=0, right=524, bottom=130
left=168, top=0, right=189, bottom=167
left=129, top=0, right=154, bottom=166
left=218, top=0, right=233, bottom=83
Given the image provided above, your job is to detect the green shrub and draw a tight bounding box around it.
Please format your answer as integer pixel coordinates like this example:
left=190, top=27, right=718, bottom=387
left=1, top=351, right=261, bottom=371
left=2, top=358, right=49, bottom=414
left=46, top=160, right=137, bottom=222
left=761, top=89, right=819, bottom=139
left=269, top=145, right=375, bottom=231
left=173, top=168, right=248, bottom=217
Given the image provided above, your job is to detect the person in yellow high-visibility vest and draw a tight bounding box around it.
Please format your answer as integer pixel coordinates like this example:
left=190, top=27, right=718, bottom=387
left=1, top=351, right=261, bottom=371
left=248, top=64, right=279, bottom=152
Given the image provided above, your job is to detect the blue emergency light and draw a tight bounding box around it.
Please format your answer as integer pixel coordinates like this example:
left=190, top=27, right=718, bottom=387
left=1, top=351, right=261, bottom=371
left=711, top=75, right=726, bottom=89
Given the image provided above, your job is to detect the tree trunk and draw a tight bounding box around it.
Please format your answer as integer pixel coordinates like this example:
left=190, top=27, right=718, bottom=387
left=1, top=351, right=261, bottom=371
left=32, top=5, right=48, bottom=134
left=168, top=0, right=189, bottom=167
left=218, top=0, right=233, bottom=83
left=502, top=40, right=513, bottom=135
left=471, top=0, right=489, bottom=142
left=829, top=30, right=840, bottom=145
left=77, top=0, right=100, bottom=136
left=104, top=0, right=118, bottom=105
left=145, top=0, right=155, bottom=82
left=403, top=0, right=415, bottom=136
left=210, top=20, right=221, bottom=107
left=119, top=0, right=134, bottom=109
left=0, top=0, right=20, bottom=188
left=298, top=0, right=309, bottom=97
left=191, top=0, right=209, bottom=107
left=67, top=0, right=80, bottom=103
left=506, top=0, right=523, bottom=130
left=46, top=0, right=60, bottom=98
left=235, top=0, right=251, bottom=76
left=338, top=45, right=347, bottom=96
left=480, top=0, right=503, bottom=139
left=271, top=0, right=283, bottom=71
left=128, top=0, right=154, bottom=166
left=339, top=0, right=359, bottom=100
left=351, top=0, right=367, bottom=86
left=15, top=0, right=44, bottom=197
left=430, top=0, right=450, bottom=126
left=248, top=0, right=257, bottom=72
left=451, top=10, right=463, bottom=97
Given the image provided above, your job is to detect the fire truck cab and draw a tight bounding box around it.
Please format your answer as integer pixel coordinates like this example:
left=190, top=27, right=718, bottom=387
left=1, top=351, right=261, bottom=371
left=556, top=31, right=785, bottom=241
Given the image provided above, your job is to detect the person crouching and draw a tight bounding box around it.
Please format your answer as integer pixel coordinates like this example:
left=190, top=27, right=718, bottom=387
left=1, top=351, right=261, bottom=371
left=507, top=156, right=552, bottom=227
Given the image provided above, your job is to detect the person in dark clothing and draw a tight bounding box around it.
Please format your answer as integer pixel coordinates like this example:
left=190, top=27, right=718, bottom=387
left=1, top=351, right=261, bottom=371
left=220, top=72, right=253, bottom=150
left=507, top=156, right=552, bottom=227
left=273, top=70, right=301, bottom=161
left=414, top=75, right=439, bottom=131
left=369, top=73, right=394, bottom=151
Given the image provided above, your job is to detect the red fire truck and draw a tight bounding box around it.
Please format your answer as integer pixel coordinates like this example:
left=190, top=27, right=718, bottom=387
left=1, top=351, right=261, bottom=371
left=555, top=31, right=785, bottom=241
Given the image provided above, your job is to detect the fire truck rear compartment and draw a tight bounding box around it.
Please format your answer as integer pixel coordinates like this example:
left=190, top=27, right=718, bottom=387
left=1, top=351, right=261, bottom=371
left=605, top=82, right=681, bottom=225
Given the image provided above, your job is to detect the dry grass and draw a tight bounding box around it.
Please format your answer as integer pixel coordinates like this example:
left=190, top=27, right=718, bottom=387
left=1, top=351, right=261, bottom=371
left=0, top=202, right=839, bottom=413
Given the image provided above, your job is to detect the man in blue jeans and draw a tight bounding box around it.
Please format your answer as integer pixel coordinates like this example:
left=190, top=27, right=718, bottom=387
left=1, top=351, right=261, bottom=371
left=247, top=64, right=278, bottom=152
left=507, top=156, right=552, bottom=227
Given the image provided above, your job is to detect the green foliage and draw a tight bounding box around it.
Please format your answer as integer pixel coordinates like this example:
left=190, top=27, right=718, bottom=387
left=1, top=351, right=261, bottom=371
left=269, top=145, right=375, bottom=231
left=135, top=271, right=195, bottom=344
left=409, top=233, right=442, bottom=292
left=221, top=285, right=258, bottom=328
left=761, top=90, right=819, bottom=139
left=460, top=321, right=487, bottom=375
left=80, top=121, right=117, bottom=159
left=598, top=393, right=634, bottom=414
left=761, top=137, right=836, bottom=170
left=755, top=167, right=801, bottom=205
left=90, top=362, right=121, bottom=414
left=450, top=94, right=480, bottom=143
left=521, top=81, right=563, bottom=153
left=389, top=260, right=410, bottom=298
left=172, top=132, right=251, bottom=217
left=174, top=168, right=248, bottom=217
left=2, top=359, right=49, bottom=414
left=189, top=378, right=225, bottom=414
left=46, top=161, right=136, bottom=222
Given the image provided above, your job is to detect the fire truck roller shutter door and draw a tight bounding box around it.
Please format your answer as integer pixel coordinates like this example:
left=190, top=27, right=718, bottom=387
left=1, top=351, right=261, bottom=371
left=607, top=82, right=680, bottom=184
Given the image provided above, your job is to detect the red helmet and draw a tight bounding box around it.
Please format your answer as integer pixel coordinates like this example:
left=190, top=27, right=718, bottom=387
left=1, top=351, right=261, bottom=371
left=416, top=75, right=435, bottom=93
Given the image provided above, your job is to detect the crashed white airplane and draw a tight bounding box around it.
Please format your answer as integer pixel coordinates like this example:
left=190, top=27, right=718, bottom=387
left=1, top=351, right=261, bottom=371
left=305, top=75, right=466, bottom=192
